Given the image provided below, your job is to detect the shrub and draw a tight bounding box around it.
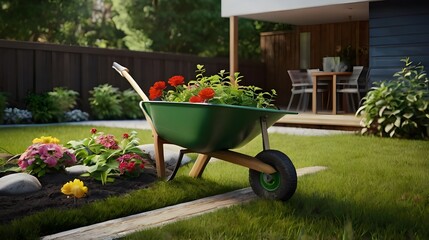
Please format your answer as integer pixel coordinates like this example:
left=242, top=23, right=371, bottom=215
left=120, top=89, right=143, bottom=119
left=48, top=87, right=79, bottom=112
left=64, top=109, right=89, bottom=122
left=3, top=108, right=33, bottom=124
left=26, top=92, right=63, bottom=123
left=89, top=84, right=122, bottom=119
left=357, top=57, right=429, bottom=139
left=0, top=92, right=7, bottom=124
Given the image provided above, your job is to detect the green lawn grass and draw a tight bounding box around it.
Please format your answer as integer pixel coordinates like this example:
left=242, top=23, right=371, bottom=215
left=127, top=134, right=429, bottom=239
left=0, top=126, right=428, bottom=239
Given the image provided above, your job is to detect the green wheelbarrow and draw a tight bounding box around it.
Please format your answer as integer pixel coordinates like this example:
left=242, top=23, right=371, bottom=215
left=112, top=62, right=298, bottom=201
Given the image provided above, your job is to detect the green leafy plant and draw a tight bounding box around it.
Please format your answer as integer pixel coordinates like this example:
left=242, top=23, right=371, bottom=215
left=66, top=128, right=149, bottom=184
left=357, top=57, right=429, bottom=139
left=48, top=87, right=79, bottom=112
left=89, top=84, right=123, bottom=119
left=121, top=89, right=143, bottom=119
left=149, top=64, right=277, bottom=109
left=26, top=92, right=63, bottom=123
left=0, top=92, right=7, bottom=124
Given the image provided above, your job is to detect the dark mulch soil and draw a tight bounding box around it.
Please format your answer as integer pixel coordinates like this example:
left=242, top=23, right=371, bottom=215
left=0, top=169, right=158, bottom=225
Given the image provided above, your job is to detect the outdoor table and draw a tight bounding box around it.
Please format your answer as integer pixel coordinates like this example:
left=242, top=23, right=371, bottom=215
left=311, top=71, right=352, bottom=114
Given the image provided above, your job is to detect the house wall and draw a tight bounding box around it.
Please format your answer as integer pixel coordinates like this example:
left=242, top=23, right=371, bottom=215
left=368, top=0, right=429, bottom=85
left=260, top=21, right=369, bottom=108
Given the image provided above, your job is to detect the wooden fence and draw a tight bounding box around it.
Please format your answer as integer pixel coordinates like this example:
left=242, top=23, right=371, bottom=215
left=0, top=40, right=265, bottom=113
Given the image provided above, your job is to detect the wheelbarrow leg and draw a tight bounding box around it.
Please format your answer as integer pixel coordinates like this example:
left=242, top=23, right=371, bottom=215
left=189, top=154, right=211, bottom=178
left=260, top=116, right=270, bottom=150
left=166, top=149, right=191, bottom=181
left=153, top=132, right=166, bottom=178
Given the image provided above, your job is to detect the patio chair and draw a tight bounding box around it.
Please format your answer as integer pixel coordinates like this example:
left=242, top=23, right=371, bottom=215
left=286, top=70, right=308, bottom=111
left=336, top=66, right=364, bottom=112
left=306, top=69, right=330, bottom=111
left=287, top=70, right=328, bottom=111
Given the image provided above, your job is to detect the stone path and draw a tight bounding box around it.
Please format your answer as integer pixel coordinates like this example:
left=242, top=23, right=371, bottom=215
left=41, top=166, right=327, bottom=240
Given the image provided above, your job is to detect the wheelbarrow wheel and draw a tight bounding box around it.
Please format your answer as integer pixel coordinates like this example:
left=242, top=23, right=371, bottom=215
left=249, top=150, right=297, bottom=201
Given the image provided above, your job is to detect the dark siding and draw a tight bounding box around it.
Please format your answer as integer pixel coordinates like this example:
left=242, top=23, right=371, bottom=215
left=369, top=0, right=429, bottom=85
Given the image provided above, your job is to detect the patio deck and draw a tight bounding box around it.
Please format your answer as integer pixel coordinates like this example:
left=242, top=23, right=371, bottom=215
left=276, top=113, right=362, bottom=131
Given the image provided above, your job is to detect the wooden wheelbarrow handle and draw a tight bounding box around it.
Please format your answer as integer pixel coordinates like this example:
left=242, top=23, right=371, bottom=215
left=112, top=62, right=168, bottom=178
left=112, top=62, right=150, bottom=102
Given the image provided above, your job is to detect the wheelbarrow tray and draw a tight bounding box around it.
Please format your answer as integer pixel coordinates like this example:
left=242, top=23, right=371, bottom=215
left=141, top=101, right=296, bottom=153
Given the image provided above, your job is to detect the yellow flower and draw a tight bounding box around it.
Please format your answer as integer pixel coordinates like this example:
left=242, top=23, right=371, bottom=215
left=61, top=179, right=88, bottom=198
left=32, top=136, right=60, bottom=144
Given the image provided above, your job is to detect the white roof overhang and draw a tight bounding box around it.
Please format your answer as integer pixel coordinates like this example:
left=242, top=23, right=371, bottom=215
left=221, top=0, right=378, bottom=25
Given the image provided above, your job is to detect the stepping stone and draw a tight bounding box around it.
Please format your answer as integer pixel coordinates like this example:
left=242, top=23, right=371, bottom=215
left=0, top=173, right=42, bottom=195
left=66, top=165, right=90, bottom=175
left=138, top=144, right=192, bottom=167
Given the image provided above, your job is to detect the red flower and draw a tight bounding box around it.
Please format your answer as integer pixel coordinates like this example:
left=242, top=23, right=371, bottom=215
left=126, top=162, right=136, bottom=172
left=153, top=81, right=166, bottom=90
left=149, top=87, right=163, bottom=100
left=168, top=75, right=185, bottom=87
left=198, top=87, right=215, bottom=100
left=189, top=95, right=204, bottom=103
left=90, top=128, right=97, bottom=134
left=123, top=133, right=129, bottom=139
left=149, top=81, right=166, bottom=100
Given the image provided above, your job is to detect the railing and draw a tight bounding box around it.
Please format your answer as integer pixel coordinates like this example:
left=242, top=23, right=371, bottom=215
left=0, top=40, right=265, bottom=112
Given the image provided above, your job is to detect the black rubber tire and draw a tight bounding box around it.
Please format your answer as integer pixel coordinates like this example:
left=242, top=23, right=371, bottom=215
left=249, top=150, right=297, bottom=201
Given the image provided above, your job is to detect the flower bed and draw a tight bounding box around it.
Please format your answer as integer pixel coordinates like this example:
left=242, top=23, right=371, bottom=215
left=0, top=128, right=158, bottom=224
left=0, top=169, right=157, bottom=224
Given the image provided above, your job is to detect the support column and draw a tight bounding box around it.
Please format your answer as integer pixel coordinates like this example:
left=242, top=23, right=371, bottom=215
left=229, top=16, right=238, bottom=85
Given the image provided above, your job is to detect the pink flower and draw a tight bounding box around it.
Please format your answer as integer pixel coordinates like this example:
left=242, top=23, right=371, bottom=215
left=44, top=156, right=58, bottom=167
left=27, top=157, right=36, bottom=166
left=18, top=158, right=29, bottom=169
left=17, top=141, right=77, bottom=177
left=39, top=144, right=63, bottom=161
left=96, top=134, right=119, bottom=149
